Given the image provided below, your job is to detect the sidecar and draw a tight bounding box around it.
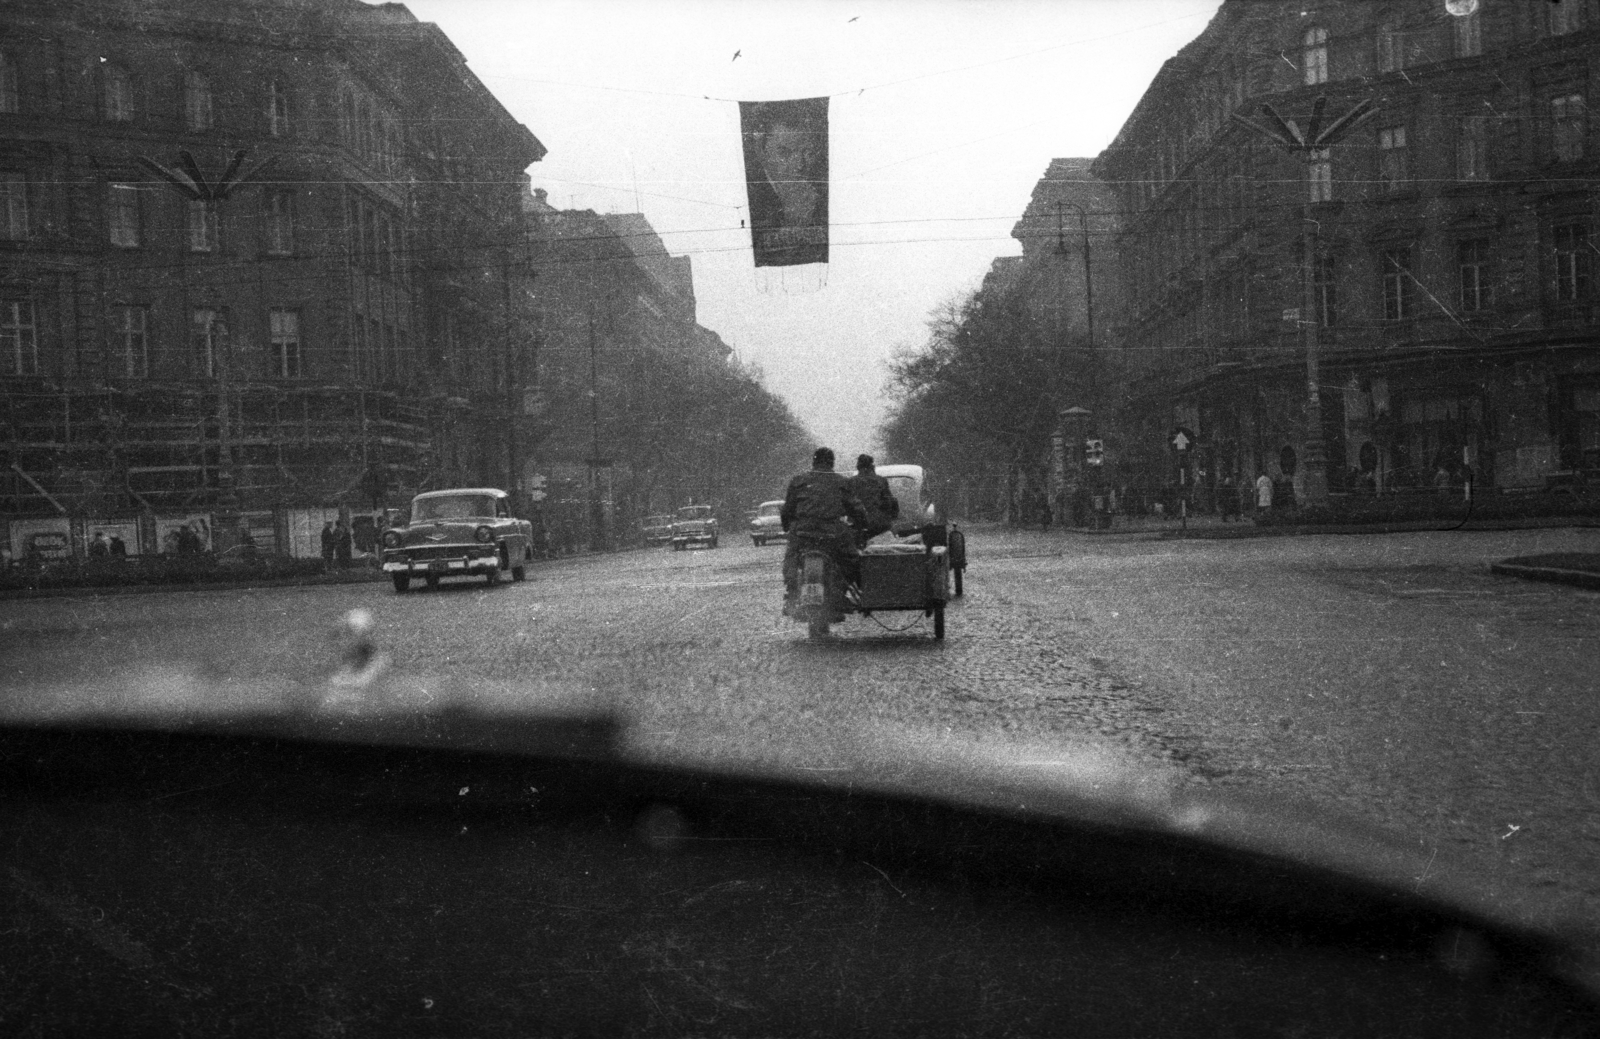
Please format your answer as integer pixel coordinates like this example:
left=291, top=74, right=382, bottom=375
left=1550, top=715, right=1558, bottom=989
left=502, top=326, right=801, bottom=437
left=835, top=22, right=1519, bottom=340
left=852, top=536, right=950, bottom=639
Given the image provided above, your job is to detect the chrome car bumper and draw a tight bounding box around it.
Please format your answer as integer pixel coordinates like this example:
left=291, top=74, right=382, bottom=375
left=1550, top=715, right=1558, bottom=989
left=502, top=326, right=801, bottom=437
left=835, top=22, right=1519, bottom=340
left=381, top=553, right=498, bottom=574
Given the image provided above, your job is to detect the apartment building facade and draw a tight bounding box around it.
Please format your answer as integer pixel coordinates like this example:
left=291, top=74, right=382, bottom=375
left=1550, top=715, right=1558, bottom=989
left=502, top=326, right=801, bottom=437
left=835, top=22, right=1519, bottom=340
left=1091, top=0, right=1598, bottom=505
left=0, top=0, right=544, bottom=557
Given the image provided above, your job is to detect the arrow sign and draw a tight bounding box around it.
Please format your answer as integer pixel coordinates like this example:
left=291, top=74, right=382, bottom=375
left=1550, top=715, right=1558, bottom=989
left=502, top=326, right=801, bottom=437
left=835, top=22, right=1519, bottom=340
left=1170, top=427, right=1194, bottom=452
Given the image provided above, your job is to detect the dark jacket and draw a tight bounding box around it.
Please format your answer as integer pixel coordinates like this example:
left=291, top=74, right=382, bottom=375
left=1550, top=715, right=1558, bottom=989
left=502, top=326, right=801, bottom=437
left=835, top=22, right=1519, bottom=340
left=780, top=468, right=866, bottom=535
left=847, top=469, right=899, bottom=534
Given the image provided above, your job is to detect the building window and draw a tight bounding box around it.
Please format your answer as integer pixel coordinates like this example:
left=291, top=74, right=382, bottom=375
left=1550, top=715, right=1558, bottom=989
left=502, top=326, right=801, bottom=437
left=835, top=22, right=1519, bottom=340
left=1454, top=8, right=1482, bottom=57
left=108, top=183, right=140, bottom=248
left=1308, top=148, right=1332, bottom=202
left=0, top=171, right=27, bottom=240
left=1550, top=0, right=1587, bottom=36
left=1379, top=126, right=1409, bottom=192
left=1551, top=93, right=1587, bottom=162
left=103, top=64, right=133, bottom=122
left=191, top=308, right=224, bottom=377
left=1458, top=239, right=1491, bottom=313
left=267, top=79, right=289, bottom=136
left=1554, top=224, right=1591, bottom=303
left=1382, top=247, right=1414, bottom=321
left=184, top=71, right=213, bottom=132
left=1457, top=115, right=1489, bottom=180
left=188, top=200, right=217, bottom=252
left=265, top=191, right=294, bottom=255
left=0, top=51, right=19, bottom=113
left=114, top=304, right=149, bottom=378
left=270, top=309, right=301, bottom=378
left=1303, top=27, right=1329, bottom=86
left=1313, top=253, right=1337, bottom=328
left=1377, top=22, right=1403, bottom=74
left=1, top=299, right=37, bottom=375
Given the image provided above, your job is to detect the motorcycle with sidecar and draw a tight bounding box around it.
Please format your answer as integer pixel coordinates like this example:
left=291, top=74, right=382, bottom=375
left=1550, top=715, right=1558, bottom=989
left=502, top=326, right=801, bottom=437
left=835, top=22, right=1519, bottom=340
left=791, top=464, right=961, bottom=640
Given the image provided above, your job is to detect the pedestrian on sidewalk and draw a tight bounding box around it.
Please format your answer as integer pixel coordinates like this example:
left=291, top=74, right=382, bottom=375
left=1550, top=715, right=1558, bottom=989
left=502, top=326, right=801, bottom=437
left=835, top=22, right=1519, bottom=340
left=1219, top=475, right=1237, bottom=522
left=1255, top=472, right=1274, bottom=514
left=320, top=521, right=336, bottom=572
left=335, top=520, right=353, bottom=569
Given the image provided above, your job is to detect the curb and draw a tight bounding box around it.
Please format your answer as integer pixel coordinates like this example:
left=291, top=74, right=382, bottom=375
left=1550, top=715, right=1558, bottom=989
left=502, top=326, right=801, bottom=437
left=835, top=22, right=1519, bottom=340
left=1490, top=563, right=1600, bottom=591
left=0, top=571, right=389, bottom=601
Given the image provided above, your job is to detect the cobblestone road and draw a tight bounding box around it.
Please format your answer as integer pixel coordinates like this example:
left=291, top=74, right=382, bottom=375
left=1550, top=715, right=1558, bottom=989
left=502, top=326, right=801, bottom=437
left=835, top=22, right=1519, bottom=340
left=4, top=523, right=1598, bottom=928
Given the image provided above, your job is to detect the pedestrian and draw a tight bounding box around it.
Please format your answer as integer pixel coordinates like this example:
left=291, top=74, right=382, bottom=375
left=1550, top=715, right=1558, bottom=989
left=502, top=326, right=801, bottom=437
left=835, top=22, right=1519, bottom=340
left=88, top=531, right=110, bottom=558
left=108, top=534, right=128, bottom=559
left=321, top=521, right=336, bottom=571
left=1219, top=475, right=1236, bottom=522
left=1254, top=472, right=1274, bottom=514
left=335, top=520, right=353, bottom=568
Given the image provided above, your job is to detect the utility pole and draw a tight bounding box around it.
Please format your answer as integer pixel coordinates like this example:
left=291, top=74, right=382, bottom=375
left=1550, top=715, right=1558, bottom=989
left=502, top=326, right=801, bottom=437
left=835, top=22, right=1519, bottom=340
left=503, top=246, right=520, bottom=514
left=587, top=306, right=607, bottom=551
left=1231, top=96, right=1376, bottom=506
left=1053, top=199, right=1097, bottom=527
left=1053, top=199, right=1095, bottom=412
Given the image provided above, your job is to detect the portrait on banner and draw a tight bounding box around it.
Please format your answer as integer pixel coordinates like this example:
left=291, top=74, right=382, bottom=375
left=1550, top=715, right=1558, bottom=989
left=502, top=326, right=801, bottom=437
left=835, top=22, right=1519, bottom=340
left=739, top=97, right=829, bottom=267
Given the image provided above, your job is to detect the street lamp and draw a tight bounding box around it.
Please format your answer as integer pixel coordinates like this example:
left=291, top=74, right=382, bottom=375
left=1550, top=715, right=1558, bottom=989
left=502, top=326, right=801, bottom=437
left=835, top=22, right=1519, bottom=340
left=1231, top=96, right=1377, bottom=506
left=135, top=148, right=278, bottom=539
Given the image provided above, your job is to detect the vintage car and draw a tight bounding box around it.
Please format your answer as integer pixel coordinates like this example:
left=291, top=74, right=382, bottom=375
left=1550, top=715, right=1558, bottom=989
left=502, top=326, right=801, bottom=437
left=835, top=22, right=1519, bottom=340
left=748, top=500, right=785, bottom=546
left=669, top=504, right=718, bottom=551
left=641, top=514, right=675, bottom=547
left=380, top=488, right=533, bottom=592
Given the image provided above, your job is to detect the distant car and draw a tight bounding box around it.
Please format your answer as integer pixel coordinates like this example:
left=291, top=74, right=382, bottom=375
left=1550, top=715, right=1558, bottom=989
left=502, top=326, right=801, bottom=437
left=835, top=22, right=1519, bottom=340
left=380, top=488, right=533, bottom=592
left=641, top=514, right=675, bottom=546
left=669, top=504, right=718, bottom=551
left=749, top=500, right=786, bottom=546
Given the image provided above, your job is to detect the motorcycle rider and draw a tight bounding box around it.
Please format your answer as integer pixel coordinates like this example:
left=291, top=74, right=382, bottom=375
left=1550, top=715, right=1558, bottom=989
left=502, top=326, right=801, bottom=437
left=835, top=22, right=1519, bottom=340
left=847, top=453, right=900, bottom=548
left=780, top=447, right=867, bottom=615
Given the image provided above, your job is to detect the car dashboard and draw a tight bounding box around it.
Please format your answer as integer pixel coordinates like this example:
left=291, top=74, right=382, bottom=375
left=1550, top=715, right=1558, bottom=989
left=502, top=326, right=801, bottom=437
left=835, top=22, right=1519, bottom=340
left=0, top=711, right=1596, bottom=1037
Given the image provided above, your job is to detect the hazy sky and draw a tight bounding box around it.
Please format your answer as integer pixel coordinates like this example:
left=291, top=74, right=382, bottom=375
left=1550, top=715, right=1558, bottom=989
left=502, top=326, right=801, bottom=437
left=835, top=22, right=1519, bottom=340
left=403, top=0, right=1223, bottom=455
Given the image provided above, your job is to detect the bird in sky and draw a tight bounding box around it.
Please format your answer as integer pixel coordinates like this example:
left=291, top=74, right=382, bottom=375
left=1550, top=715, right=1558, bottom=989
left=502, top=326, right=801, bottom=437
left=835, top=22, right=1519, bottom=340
left=848, top=16, right=858, bottom=21
left=732, top=49, right=741, bottom=61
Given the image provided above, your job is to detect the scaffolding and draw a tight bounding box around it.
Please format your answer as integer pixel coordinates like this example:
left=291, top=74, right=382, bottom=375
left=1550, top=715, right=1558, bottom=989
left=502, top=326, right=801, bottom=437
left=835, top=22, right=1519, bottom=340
left=0, top=378, right=459, bottom=520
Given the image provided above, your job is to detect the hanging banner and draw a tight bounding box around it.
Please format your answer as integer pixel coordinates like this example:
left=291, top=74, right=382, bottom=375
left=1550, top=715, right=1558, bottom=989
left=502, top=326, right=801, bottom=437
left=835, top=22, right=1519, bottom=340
left=739, top=97, right=829, bottom=267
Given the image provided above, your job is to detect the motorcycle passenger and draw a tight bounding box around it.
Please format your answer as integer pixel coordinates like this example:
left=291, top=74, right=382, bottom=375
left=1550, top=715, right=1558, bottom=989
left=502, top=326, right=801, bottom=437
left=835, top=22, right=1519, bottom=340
left=847, top=453, right=900, bottom=548
left=780, top=447, right=866, bottom=613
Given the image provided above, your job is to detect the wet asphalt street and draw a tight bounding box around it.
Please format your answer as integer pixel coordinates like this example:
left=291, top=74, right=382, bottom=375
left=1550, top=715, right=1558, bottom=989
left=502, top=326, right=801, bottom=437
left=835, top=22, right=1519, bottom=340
left=4, top=523, right=1599, bottom=928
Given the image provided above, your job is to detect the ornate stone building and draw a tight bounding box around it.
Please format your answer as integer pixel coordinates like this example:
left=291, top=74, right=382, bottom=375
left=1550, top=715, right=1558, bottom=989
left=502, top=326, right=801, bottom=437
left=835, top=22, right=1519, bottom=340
left=1091, top=0, right=1598, bottom=506
left=0, top=0, right=544, bottom=556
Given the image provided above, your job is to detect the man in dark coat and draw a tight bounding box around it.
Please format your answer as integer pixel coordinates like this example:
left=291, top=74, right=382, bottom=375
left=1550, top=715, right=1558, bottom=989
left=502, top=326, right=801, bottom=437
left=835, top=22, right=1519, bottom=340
left=780, top=447, right=866, bottom=608
left=320, top=521, right=336, bottom=571
left=334, top=520, right=353, bottom=568
left=846, top=454, right=899, bottom=547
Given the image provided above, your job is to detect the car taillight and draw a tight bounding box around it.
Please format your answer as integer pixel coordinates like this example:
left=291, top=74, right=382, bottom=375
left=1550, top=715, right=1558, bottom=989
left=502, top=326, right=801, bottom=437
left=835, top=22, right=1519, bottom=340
left=475, top=526, right=493, bottom=543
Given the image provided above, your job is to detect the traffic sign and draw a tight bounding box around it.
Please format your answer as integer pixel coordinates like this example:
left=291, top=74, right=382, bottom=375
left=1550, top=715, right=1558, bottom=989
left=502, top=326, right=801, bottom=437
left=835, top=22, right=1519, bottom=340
left=1169, top=427, right=1194, bottom=453
left=1085, top=439, right=1105, bottom=466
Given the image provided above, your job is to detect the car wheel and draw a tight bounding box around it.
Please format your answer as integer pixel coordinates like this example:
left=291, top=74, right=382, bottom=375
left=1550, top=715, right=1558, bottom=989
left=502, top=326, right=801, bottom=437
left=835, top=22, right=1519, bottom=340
left=753, top=537, right=762, bottom=547
left=392, top=574, right=409, bottom=593
left=710, top=537, right=719, bottom=549
left=425, top=574, right=440, bottom=590
left=512, top=564, right=526, bottom=581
